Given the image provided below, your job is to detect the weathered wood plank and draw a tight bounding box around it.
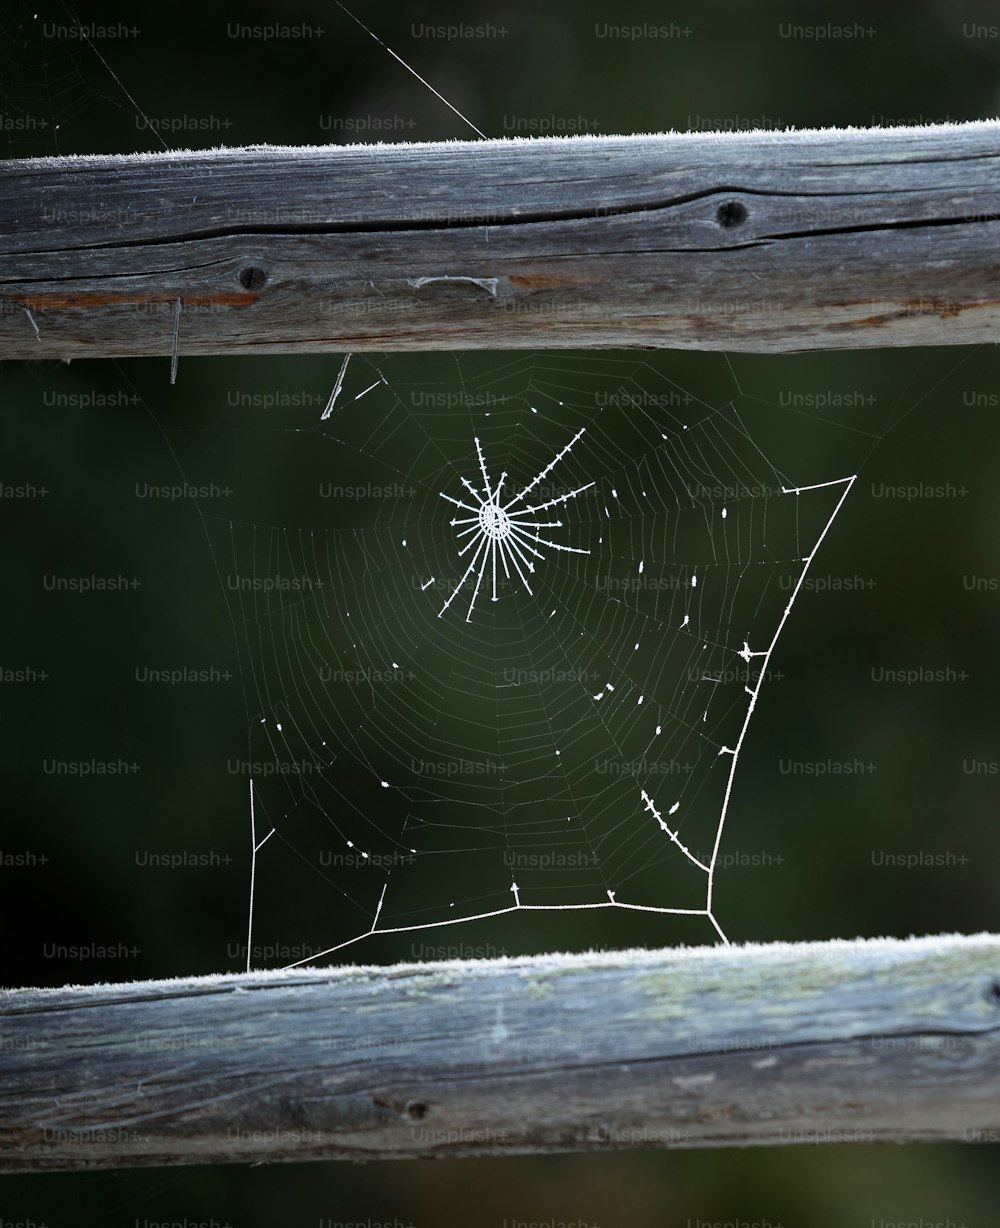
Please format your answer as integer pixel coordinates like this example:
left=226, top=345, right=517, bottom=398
left=1, top=934, right=999, bottom=1172
left=3, top=122, right=1000, bottom=359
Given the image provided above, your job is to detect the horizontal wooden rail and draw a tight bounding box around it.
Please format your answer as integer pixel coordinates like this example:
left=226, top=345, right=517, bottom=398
left=3, top=122, right=1000, bottom=360
left=1, top=933, right=999, bottom=1172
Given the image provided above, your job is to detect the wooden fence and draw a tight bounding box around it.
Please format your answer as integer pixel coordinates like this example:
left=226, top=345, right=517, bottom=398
left=2, top=935, right=1000, bottom=1172
left=2, top=121, right=998, bottom=1172
left=3, top=121, right=1000, bottom=360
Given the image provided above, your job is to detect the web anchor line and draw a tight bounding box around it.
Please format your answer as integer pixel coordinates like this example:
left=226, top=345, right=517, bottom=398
left=715, top=474, right=855, bottom=919
left=640, top=789, right=709, bottom=873
left=169, top=298, right=181, bottom=385
left=639, top=473, right=857, bottom=931
left=321, top=353, right=352, bottom=420
left=282, top=898, right=720, bottom=969
left=333, top=1, right=487, bottom=139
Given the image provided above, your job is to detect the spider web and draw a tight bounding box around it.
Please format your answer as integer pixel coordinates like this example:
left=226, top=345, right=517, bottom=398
left=199, top=352, right=855, bottom=968
left=0, top=1, right=159, bottom=160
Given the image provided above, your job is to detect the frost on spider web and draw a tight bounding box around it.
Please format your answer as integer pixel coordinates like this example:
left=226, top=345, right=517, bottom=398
left=439, top=431, right=593, bottom=621
left=206, top=352, right=854, bottom=969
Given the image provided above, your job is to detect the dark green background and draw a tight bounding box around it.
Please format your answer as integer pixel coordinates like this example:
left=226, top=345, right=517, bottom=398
left=1, top=0, right=999, bottom=1223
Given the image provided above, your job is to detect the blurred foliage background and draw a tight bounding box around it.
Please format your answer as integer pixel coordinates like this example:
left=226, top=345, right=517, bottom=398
left=1, top=0, right=999, bottom=1223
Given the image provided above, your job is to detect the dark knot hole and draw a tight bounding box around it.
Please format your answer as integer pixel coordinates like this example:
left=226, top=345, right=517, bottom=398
left=716, top=200, right=748, bottom=228
left=238, top=265, right=268, bottom=290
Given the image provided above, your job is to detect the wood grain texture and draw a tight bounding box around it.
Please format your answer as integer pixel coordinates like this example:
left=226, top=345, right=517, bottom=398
left=1, top=934, right=999, bottom=1172
left=3, top=122, right=1000, bottom=359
